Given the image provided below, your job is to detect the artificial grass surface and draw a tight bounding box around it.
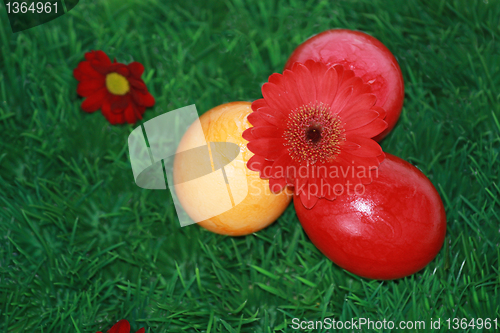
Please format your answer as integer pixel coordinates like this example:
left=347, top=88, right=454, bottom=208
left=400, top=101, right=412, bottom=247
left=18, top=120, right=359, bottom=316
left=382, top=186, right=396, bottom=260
left=1, top=0, right=499, bottom=331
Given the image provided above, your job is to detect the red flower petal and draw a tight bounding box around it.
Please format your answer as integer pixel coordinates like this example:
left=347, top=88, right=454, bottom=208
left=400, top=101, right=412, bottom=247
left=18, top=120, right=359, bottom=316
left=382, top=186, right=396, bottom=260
left=247, top=138, right=286, bottom=159
left=74, top=61, right=103, bottom=81
left=282, top=70, right=304, bottom=109
left=343, top=110, right=380, bottom=131
left=124, top=103, right=139, bottom=124
left=81, top=88, right=108, bottom=113
left=338, top=93, right=377, bottom=118
left=347, top=118, right=388, bottom=138
left=247, top=154, right=273, bottom=173
left=77, top=78, right=105, bottom=97
left=330, top=86, right=353, bottom=114
left=262, top=82, right=292, bottom=115
left=135, top=329, right=145, bottom=333
left=298, top=182, right=320, bottom=209
left=268, top=73, right=285, bottom=88
left=85, top=50, right=111, bottom=65
left=291, top=63, right=316, bottom=105
left=135, top=106, right=146, bottom=119
left=343, top=136, right=383, bottom=157
left=108, top=64, right=130, bottom=76
left=377, top=152, right=386, bottom=164
left=131, top=89, right=155, bottom=107
left=270, top=153, right=293, bottom=180
left=107, top=319, right=130, bottom=333
left=303, top=59, right=327, bottom=81
left=109, top=95, right=129, bottom=112
left=251, top=98, right=268, bottom=111
left=255, top=107, right=286, bottom=127
left=316, top=65, right=339, bottom=106
left=337, top=66, right=355, bottom=85
left=128, top=62, right=145, bottom=78
left=242, top=128, right=254, bottom=141
left=87, top=51, right=113, bottom=75
left=269, top=177, right=287, bottom=193
left=128, top=77, right=147, bottom=91
left=340, top=76, right=365, bottom=96
left=247, top=112, right=273, bottom=127
left=102, top=101, right=125, bottom=124
left=250, top=126, right=282, bottom=139
left=373, top=105, right=386, bottom=120
left=337, top=151, right=380, bottom=170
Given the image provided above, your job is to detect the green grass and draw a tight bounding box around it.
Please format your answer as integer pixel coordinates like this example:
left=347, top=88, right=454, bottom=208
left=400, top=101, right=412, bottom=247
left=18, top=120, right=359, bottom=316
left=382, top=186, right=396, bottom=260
left=1, top=0, right=500, bottom=332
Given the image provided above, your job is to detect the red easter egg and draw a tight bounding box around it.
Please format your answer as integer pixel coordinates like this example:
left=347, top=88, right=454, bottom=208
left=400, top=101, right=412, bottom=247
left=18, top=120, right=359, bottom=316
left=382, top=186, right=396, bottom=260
left=285, top=29, right=404, bottom=141
left=294, top=154, right=446, bottom=280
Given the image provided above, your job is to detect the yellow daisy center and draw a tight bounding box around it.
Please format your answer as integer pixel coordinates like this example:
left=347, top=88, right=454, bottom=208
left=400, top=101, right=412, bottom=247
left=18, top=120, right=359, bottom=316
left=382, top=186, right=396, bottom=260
left=105, top=73, right=130, bottom=95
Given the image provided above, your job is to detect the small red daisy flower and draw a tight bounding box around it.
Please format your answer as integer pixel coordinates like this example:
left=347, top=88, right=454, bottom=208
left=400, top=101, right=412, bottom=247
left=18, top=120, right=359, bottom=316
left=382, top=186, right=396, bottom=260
left=97, top=319, right=145, bottom=333
left=243, top=60, right=387, bottom=209
left=73, top=50, right=155, bottom=125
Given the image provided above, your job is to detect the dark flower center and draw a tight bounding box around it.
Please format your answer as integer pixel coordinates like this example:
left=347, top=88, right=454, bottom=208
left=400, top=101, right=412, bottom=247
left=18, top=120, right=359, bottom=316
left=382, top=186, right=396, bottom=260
left=283, top=103, right=345, bottom=164
left=305, top=124, right=322, bottom=143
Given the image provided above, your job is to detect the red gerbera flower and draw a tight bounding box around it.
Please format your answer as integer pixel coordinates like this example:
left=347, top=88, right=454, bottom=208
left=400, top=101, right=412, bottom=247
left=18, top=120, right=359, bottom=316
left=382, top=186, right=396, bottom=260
left=73, top=50, right=155, bottom=125
left=243, top=60, right=387, bottom=209
left=97, top=319, right=145, bottom=333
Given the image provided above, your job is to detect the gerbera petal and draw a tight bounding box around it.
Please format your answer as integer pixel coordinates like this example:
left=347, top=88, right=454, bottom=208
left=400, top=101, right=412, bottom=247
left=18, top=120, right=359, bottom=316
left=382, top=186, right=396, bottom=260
left=256, top=107, right=287, bottom=127
left=81, top=88, right=108, bottom=113
left=128, top=62, right=145, bottom=78
left=317, top=65, right=339, bottom=107
left=343, top=110, right=380, bottom=131
left=343, top=136, right=383, bottom=157
left=290, top=63, right=316, bottom=105
left=373, top=106, right=386, bottom=120
left=247, top=154, right=273, bottom=174
left=348, top=118, right=388, bottom=138
left=350, top=78, right=372, bottom=96
left=135, top=328, right=146, bottom=333
left=298, top=186, right=320, bottom=209
left=333, top=65, right=344, bottom=81
left=247, top=112, right=273, bottom=127
left=337, top=151, right=381, bottom=170
left=269, top=177, right=287, bottom=193
left=270, top=153, right=293, bottom=179
left=247, top=138, right=286, bottom=159
left=338, top=93, right=377, bottom=118
left=76, top=78, right=105, bottom=97
left=340, top=76, right=364, bottom=96
left=303, top=59, right=327, bottom=82
left=250, top=126, right=282, bottom=139
left=251, top=98, right=268, bottom=111
left=131, top=89, right=155, bottom=107
left=338, top=67, right=355, bottom=87
left=282, top=70, right=304, bottom=109
left=268, top=73, right=285, bottom=88
left=242, top=128, right=254, bottom=141
left=262, top=82, right=291, bottom=115
left=330, top=86, right=353, bottom=114
left=377, top=152, right=386, bottom=164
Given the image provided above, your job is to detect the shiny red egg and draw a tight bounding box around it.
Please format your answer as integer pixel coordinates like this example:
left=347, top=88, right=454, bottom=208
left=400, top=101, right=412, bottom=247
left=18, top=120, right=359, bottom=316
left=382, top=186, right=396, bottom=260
left=294, top=154, right=446, bottom=280
left=284, top=29, right=405, bottom=141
